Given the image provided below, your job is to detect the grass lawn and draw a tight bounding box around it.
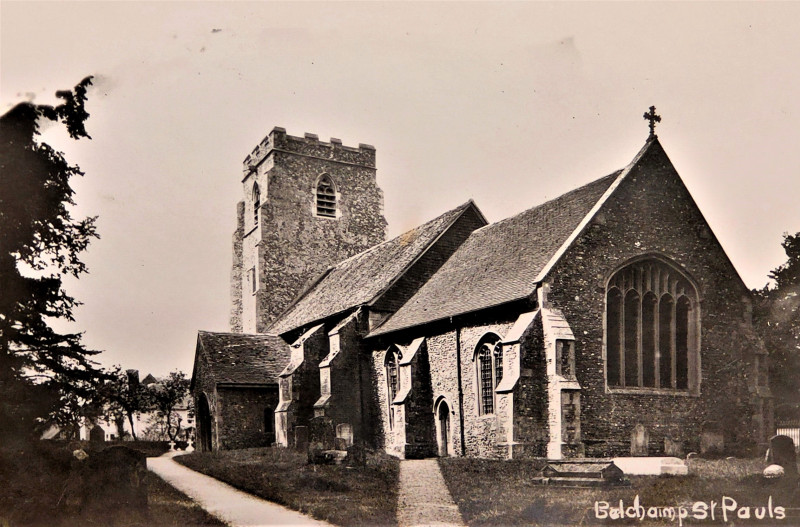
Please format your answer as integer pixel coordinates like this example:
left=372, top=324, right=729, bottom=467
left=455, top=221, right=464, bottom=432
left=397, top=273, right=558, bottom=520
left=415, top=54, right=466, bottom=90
left=0, top=442, right=224, bottom=527
left=440, top=457, right=800, bottom=526
left=176, top=446, right=400, bottom=526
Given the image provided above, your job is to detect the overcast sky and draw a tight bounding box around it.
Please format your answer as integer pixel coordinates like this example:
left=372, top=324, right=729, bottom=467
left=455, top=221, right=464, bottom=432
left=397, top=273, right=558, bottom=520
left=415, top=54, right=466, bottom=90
left=2, top=2, right=798, bottom=377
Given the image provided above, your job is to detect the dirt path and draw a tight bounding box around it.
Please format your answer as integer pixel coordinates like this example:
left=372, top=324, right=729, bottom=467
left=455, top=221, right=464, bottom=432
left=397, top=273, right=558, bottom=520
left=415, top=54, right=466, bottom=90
left=397, top=459, right=465, bottom=527
left=147, top=452, right=334, bottom=527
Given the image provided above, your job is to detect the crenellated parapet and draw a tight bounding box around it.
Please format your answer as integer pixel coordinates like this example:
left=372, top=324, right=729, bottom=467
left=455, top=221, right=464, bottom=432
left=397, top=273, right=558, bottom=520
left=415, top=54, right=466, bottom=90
left=243, top=127, right=376, bottom=176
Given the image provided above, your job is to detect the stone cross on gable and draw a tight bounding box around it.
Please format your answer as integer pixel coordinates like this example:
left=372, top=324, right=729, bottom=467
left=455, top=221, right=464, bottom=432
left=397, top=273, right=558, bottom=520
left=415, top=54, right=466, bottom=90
left=643, top=106, right=661, bottom=138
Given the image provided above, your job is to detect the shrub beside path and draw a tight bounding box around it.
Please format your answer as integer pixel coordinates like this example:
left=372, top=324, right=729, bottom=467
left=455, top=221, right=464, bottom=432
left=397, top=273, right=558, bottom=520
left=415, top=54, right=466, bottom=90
left=397, top=459, right=465, bottom=527
left=147, top=452, right=334, bottom=527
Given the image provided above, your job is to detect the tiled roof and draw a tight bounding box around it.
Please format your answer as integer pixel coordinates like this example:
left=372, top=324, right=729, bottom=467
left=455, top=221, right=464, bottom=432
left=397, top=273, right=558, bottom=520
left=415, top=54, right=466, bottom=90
left=197, top=331, right=289, bottom=385
left=269, top=201, right=480, bottom=335
left=369, top=171, right=621, bottom=336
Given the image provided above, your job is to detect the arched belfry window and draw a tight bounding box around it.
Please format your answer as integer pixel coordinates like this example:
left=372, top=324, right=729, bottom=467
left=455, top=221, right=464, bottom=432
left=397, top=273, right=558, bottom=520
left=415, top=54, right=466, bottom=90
left=252, top=183, right=261, bottom=227
left=605, top=258, right=699, bottom=392
left=315, top=175, right=337, bottom=218
left=475, top=334, right=502, bottom=415
left=385, top=347, right=400, bottom=429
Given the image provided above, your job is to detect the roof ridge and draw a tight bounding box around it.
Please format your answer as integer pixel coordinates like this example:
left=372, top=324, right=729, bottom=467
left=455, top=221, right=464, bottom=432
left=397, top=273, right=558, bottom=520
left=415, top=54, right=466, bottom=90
left=331, top=200, right=475, bottom=267
left=472, top=169, right=623, bottom=235
left=198, top=330, right=279, bottom=338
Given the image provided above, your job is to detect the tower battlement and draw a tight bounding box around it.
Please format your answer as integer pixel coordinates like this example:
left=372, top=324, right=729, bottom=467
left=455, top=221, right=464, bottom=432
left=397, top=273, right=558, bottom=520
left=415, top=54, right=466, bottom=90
left=243, top=127, right=376, bottom=176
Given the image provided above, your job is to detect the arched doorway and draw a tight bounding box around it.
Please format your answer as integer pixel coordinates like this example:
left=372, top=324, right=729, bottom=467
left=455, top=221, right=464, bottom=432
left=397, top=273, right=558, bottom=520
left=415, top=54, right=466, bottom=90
left=436, top=400, right=450, bottom=457
left=198, top=394, right=213, bottom=452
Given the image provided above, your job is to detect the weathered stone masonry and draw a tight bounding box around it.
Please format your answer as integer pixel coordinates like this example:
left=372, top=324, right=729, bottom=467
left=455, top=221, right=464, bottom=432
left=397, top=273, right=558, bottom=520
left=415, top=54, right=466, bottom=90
left=232, top=128, right=387, bottom=333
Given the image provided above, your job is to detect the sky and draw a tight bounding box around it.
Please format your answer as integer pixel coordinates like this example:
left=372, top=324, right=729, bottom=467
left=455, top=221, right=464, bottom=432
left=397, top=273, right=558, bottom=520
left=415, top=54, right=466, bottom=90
left=2, top=2, right=799, bottom=377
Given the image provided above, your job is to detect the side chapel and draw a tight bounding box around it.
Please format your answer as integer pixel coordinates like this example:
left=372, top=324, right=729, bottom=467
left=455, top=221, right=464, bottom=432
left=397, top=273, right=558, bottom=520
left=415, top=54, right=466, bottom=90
left=191, top=113, right=773, bottom=459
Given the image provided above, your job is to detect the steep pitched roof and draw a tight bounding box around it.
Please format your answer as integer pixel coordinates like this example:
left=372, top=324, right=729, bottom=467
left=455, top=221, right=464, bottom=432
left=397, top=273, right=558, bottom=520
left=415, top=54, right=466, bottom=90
left=269, top=201, right=484, bottom=335
left=194, top=331, right=289, bottom=385
left=368, top=144, right=645, bottom=337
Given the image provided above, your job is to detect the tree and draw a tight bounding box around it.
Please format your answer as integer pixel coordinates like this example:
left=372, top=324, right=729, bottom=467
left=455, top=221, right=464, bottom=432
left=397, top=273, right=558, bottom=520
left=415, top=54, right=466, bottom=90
left=753, top=232, right=800, bottom=421
left=102, top=367, right=149, bottom=440
left=0, top=77, right=103, bottom=440
left=147, top=371, right=191, bottom=443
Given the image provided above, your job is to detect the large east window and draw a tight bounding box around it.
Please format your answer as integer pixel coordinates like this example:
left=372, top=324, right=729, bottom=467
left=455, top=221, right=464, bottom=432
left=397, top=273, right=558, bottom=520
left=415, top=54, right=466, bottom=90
left=606, top=258, right=699, bottom=391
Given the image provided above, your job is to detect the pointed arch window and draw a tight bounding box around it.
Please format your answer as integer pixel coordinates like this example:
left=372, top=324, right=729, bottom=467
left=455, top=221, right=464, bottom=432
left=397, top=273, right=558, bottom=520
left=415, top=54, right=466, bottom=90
left=385, top=347, right=400, bottom=429
left=252, top=183, right=261, bottom=227
left=475, top=334, right=503, bottom=415
left=606, top=258, right=699, bottom=392
left=316, top=175, right=337, bottom=218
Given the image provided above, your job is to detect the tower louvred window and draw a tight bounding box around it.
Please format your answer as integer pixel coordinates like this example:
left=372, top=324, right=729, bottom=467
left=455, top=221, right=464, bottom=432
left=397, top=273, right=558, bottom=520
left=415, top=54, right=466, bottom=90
left=252, top=183, right=261, bottom=226
left=316, top=175, right=337, bottom=217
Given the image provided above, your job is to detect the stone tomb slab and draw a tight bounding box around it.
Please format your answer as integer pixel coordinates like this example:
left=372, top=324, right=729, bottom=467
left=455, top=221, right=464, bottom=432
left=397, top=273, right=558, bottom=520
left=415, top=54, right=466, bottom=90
left=612, top=456, right=688, bottom=476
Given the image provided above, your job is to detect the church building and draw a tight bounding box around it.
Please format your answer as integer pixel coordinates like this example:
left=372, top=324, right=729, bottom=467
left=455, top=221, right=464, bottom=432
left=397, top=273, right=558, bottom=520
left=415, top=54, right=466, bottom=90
left=191, top=113, right=773, bottom=459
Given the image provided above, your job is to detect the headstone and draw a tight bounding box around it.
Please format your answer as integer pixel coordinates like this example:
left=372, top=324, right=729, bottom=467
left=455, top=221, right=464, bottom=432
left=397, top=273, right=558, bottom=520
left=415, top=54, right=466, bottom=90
left=294, top=426, right=309, bottom=452
left=89, top=425, right=105, bottom=443
left=700, top=431, right=724, bottom=455
left=630, top=424, right=648, bottom=457
left=80, top=446, right=148, bottom=514
left=766, top=435, right=798, bottom=478
left=336, top=423, right=353, bottom=448
left=664, top=436, right=684, bottom=457
left=308, top=416, right=335, bottom=451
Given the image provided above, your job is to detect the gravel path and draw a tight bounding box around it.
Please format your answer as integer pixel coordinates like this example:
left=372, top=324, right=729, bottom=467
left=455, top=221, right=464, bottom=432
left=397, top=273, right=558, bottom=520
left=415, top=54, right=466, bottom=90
left=397, top=459, right=465, bottom=527
left=147, top=452, right=334, bottom=527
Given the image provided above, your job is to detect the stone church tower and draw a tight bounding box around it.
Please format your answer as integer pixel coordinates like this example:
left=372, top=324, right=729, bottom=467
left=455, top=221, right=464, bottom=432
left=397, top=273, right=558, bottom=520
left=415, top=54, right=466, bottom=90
left=230, top=127, right=387, bottom=333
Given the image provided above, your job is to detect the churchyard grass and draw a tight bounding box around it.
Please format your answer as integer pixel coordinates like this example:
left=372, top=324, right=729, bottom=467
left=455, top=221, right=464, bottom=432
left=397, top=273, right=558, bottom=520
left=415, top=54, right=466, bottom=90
left=0, top=441, right=224, bottom=526
left=440, top=457, right=800, bottom=526
left=176, top=446, right=400, bottom=526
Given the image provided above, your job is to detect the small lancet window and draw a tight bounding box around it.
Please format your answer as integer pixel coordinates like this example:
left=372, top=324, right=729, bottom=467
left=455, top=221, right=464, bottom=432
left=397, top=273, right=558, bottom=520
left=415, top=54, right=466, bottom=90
left=556, top=339, right=575, bottom=378
left=475, top=334, right=502, bottom=415
left=252, top=183, right=261, bottom=227
left=316, top=175, right=337, bottom=218
left=385, top=347, right=400, bottom=429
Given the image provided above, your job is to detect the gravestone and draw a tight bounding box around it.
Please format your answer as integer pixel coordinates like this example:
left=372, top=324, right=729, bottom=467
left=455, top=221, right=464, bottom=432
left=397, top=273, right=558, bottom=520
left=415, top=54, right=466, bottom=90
left=630, top=424, right=649, bottom=456
left=308, top=416, right=335, bottom=451
left=664, top=436, right=684, bottom=457
left=336, top=423, right=353, bottom=448
left=766, top=435, right=798, bottom=478
left=700, top=430, right=724, bottom=455
left=80, top=446, right=148, bottom=514
left=89, top=425, right=105, bottom=443
left=294, top=426, right=308, bottom=452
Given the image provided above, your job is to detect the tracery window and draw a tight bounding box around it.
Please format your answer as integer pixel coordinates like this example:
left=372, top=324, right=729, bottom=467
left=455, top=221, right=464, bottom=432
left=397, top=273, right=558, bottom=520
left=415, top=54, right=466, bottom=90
left=315, top=175, right=337, bottom=218
left=475, top=334, right=503, bottom=415
left=385, top=347, right=400, bottom=429
left=606, top=258, right=699, bottom=391
left=252, top=183, right=261, bottom=227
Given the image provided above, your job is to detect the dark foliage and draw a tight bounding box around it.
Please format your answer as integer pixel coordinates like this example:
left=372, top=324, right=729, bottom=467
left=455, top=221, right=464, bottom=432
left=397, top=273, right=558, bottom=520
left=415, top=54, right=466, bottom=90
left=0, top=441, right=223, bottom=526
left=0, top=77, right=104, bottom=442
left=753, top=232, right=800, bottom=420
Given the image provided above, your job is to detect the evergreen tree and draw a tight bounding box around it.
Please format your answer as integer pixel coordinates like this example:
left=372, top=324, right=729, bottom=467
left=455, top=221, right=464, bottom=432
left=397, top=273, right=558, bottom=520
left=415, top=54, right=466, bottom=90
left=753, top=232, right=800, bottom=421
left=0, top=77, right=103, bottom=440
